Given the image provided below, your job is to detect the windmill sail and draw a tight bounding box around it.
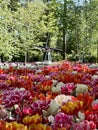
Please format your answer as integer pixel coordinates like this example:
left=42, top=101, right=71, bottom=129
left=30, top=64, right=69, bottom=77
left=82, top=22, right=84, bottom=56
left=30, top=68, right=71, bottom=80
left=32, top=33, right=62, bottom=64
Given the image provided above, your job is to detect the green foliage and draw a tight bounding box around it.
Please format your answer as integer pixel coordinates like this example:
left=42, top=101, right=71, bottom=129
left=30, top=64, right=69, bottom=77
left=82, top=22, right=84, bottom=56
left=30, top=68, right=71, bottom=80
left=0, top=0, right=98, bottom=63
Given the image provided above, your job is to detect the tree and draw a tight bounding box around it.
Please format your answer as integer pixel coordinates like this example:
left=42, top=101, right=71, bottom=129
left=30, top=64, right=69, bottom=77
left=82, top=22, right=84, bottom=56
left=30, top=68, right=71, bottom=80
left=0, top=1, right=17, bottom=61
left=12, top=0, right=47, bottom=62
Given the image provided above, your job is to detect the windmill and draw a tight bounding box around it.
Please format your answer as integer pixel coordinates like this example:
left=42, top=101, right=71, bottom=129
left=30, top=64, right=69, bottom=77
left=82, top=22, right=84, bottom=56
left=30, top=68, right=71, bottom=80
left=32, top=33, right=62, bottom=64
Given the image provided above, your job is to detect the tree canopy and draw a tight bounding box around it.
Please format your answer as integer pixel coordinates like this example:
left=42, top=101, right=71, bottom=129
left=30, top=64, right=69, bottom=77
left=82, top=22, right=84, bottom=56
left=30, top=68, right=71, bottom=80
left=0, top=0, right=98, bottom=62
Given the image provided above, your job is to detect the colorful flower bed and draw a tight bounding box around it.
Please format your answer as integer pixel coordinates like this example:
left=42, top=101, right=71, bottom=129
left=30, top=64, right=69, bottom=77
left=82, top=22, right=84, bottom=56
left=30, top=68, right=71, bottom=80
left=0, top=61, right=98, bottom=130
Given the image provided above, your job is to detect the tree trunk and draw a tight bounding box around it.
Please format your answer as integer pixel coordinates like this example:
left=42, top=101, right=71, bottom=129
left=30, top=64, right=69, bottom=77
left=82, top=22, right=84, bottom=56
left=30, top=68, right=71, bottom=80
left=62, top=0, right=67, bottom=60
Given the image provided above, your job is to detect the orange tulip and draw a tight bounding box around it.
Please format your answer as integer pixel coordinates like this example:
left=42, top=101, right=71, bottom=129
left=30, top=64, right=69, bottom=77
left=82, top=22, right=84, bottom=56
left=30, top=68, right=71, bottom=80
left=29, top=123, right=52, bottom=130
left=61, top=100, right=83, bottom=115
left=23, top=114, right=42, bottom=126
left=0, top=120, right=6, bottom=130
left=6, top=122, right=28, bottom=130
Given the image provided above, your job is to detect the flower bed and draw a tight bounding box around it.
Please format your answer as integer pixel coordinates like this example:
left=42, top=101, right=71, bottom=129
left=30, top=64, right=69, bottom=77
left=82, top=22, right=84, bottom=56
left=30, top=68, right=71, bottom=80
left=0, top=61, right=98, bottom=130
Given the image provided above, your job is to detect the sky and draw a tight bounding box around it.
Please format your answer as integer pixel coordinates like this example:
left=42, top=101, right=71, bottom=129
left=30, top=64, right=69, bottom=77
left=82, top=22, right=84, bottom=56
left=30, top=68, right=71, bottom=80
left=57, top=0, right=90, bottom=5
left=74, top=0, right=89, bottom=5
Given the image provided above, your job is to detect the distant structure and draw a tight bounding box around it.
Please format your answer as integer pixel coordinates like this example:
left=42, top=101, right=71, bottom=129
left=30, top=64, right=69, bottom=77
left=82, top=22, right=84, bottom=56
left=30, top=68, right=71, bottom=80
left=33, top=33, right=62, bottom=64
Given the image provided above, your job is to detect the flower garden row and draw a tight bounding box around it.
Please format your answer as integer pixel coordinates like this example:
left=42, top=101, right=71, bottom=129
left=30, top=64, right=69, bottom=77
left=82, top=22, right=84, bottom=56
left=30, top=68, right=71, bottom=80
left=0, top=61, right=98, bottom=130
